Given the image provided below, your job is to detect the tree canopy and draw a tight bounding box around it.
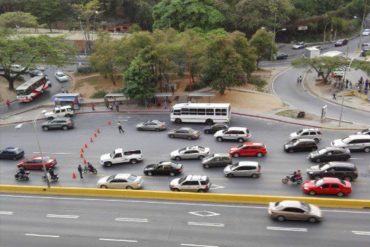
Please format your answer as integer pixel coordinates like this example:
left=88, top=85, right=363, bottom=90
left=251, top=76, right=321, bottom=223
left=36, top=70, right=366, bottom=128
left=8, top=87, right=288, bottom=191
left=250, top=28, right=276, bottom=67
left=0, top=11, right=38, bottom=28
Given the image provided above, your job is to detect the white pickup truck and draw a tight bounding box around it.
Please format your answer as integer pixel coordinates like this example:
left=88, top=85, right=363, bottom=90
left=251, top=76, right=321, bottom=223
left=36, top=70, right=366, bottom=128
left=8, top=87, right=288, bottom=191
left=100, top=148, right=143, bottom=167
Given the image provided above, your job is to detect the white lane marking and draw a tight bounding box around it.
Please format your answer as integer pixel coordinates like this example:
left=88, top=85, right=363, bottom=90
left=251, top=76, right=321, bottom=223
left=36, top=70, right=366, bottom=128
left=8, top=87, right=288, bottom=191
left=181, top=244, right=218, bottom=247
left=350, top=158, right=364, bottom=160
left=2, top=195, right=370, bottom=215
left=188, top=222, right=224, bottom=227
left=0, top=211, right=13, bottom=215
left=99, top=238, right=137, bottom=243
left=25, top=233, right=60, bottom=238
left=267, top=226, right=307, bottom=232
left=352, top=231, right=370, bottom=236
left=210, top=184, right=224, bottom=189
left=115, top=217, right=148, bottom=223
left=189, top=211, right=220, bottom=217
left=46, top=214, right=79, bottom=219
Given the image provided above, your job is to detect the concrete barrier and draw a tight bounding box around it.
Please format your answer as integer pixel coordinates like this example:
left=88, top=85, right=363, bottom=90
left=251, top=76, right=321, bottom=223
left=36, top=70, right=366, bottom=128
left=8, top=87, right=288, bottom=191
left=1, top=185, right=370, bottom=209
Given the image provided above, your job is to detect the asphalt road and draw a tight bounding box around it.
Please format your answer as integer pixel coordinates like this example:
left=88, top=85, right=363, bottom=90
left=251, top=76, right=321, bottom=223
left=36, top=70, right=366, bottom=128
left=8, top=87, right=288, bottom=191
left=0, top=113, right=369, bottom=199
left=0, top=194, right=369, bottom=247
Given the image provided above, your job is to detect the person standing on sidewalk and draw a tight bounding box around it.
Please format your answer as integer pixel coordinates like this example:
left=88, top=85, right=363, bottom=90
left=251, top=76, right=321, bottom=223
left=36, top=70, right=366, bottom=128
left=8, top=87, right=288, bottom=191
left=118, top=121, right=124, bottom=134
left=77, top=164, right=83, bottom=179
left=332, top=93, right=337, bottom=100
left=91, top=103, right=95, bottom=111
left=5, top=99, right=10, bottom=108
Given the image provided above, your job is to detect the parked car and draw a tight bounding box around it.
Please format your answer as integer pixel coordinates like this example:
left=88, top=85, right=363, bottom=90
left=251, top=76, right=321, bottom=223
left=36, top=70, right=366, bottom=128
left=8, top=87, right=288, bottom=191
left=97, top=173, right=143, bottom=189
left=334, top=39, right=348, bottom=47
left=0, top=147, right=24, bottom=160
left=289, top=128, right=322, bottom=143
left=170, top=146, right=210, bottom=160
left=214, top=127, right=251, bottom=142
left=229, top=142, right=267, bottom=158
left=28, top=69, right=44, bottom=77
left=224, top=161, right=261, bottom=178
left=143, top=161, right=183, bottom=176
left=362, top=29, right=370, bottom=36
left=170, top=175, right=211, bottom=192
left=10, top=64, right=26, bottom=73
left=306, top=162, right=358, bottom=181
left=17, top=156, right=57, bottom=170
left=44, top=105, right=74, bottom=119
left=136, top=120, right=167, bottom=131
left=360, top=47, right=370, bottom=57
left=284, top=139, right=318, bottom=153
left=331, top=135, right=370, bottom=152
left=203, top=123, right=229, bottom=134
left=356, top=128, right=370, bottom=135
left=292, top=42, right=306, bottom=49
left=55, top=71, right=69, bottom=82
left=41, top=117, right=74, bottom=131
left=308, top=147, right=351, bottom=163
left=201, top=153, right=232, bottom=168
left=168, top=127, right=200, bottom=140
left=276, top=53, right=289, bottom=60
left=268, top=200, right=323, bottom=223
left=302, top=177, right=352, bottom=197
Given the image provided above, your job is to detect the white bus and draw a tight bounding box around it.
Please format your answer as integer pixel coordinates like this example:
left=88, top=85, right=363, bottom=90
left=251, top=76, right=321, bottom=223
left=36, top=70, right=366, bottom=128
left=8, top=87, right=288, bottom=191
left=16, top=75, right=50, bottom=103
left=170, top=103, right=231, bottom=125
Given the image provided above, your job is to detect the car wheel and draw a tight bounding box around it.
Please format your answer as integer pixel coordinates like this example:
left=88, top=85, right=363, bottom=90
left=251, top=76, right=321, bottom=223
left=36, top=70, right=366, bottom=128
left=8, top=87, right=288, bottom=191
left=237, top=138, right=244, bottom=143
left=276, top=216, right=285, bottom=222
left=312, top=147, right=317, bottom=151
left=104, top=162, right=112, bottom=167
left=137, top=127, right=143, bottom=131
left=130, top=159, right=138, bottom=164
left=337, top=192, right=344, bottom=197
left=13, top=156, right=17, bottom=161
left=216, top=137, right=223, bottom=142
left=126, top=186, right=133, bottom=190
left=251, top=174, right=259, bottom=178
left=43, top=126, right=49, bottom=131
left=169, top=172, right=175, bottom=176
left=47, top=117, right=53, bottom=120
left=147, top=172, right=152, bottom=176
left=169, top=134, right=175, bottom=138
left=204, top=164, right=210, bottom=169
left=233, top=153, right=240, bottom=158
left=205, top=119, right=213, bottom=125
left=62, top=126, right=68, bottom=130
left=281, top=178, right=288, bottom=184
left=198, top=155, right=205, bottom=160
left=187, top=136, right=192, bottom=140
left=175, top=118, right=182, bottom=124
left=314, top=138, right=320, bottom=143
left=155, top=128, right=160, bottom=132
left=100, top=185, right=108, bottom=189
left=309, top=191, right=316, bottom=196
left=315, top=158, right=321, bottom=163
left=314, top=175, right=321, bottom=180
left=172, top=188, right=180, bottom=192
left=288, top=149, right=294, bottom=153
left=66, top=114, right=71, bottom=118
left=308, top=217, right=317, bottom=223
left=175, top=156, right=181, bottom=161
left=226, top=173, right=234, bottom=178
left=364, top=147, right=370, bottom=153
left=256, top=153, right=263, bottom=157
left=204, top=130, right=210, bottom=134
left=197, top=189, right=206, bottom=193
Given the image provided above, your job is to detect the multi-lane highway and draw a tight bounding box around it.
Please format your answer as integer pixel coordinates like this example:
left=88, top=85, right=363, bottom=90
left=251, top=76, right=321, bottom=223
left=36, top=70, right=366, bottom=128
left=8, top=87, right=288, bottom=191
left=1, top=113, right=369, bottom=198
left=1, top=194, right=369, bottom=247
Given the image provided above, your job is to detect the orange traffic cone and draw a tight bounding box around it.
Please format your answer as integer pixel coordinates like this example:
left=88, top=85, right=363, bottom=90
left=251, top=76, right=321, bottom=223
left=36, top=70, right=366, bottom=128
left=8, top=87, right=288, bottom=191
left=80, top=152, right=84, bottom=158
left=72, top=172, right=76, bottom=179
left=108, top=121, right=112, bottom=125
left=80, top=148, right=84, bottom=153
left=84, top=143, right=88, bottom=148
left=94, top=133, right=97, bottom=138
left=83, top=159, right=87, bottom=164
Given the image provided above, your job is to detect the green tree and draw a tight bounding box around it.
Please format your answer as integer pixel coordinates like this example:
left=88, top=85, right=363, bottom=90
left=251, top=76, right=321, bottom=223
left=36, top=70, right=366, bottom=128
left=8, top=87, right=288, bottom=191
left=291, top=56, right=350, bottom=83
left=123, top=55, right=155, bottom=105
left=0, top=11, right=38, bottom=28
left=153, top=0, right=225, bottom=31
left=250, top=28, right=276, bottom=67
left=0, top=35, right=75, bottom=90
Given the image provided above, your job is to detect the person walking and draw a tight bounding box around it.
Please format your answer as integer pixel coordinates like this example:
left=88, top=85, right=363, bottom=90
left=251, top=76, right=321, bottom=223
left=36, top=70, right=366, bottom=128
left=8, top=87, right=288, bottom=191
left=77, top=164, right=83, bottom=179
left=332, top=93, right=337, bottom=100
left=91, top=103, right=95, bottom=111
left=118, top=121, right=124, bottom=134
left=115, top=102, right=119, bottom=112
left=5, top=99, right=10, bottom=108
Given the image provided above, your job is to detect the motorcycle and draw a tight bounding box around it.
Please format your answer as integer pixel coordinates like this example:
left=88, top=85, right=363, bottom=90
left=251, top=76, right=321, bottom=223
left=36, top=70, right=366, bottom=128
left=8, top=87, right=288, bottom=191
left=42, top=174, right=59, bottom=183
left=15, top=171, right=30, bottom=181
left=282, top=175, right=303, bottom=185
left=83, top=164, right=98, bottom=174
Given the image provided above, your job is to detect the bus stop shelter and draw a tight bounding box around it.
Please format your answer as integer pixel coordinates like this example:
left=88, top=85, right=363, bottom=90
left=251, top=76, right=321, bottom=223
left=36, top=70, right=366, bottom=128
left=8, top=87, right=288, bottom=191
left=187, top=92, right=215, bottom=103
left=154, top=92, right=172, bottom=108
left=104, top=93, right=128, bottom=108
left=51, top=93, right=81, bottom=110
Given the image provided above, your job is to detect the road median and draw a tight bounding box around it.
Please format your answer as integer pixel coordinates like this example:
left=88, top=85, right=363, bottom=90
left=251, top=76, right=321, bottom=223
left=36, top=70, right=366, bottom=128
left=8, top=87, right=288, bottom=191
left=1, top=185, right=369, bottom=209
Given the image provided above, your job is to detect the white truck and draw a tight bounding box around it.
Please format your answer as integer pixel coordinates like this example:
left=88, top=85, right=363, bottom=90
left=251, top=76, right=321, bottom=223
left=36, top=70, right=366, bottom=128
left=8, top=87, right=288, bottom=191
left=100, top=148, right=143, bottom=167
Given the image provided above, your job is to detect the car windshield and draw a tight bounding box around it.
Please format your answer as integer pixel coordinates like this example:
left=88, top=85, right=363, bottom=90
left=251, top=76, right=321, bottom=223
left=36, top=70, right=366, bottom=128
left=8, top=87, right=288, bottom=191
left=127, top=175, right=137, bottom=182
left=318, top=149, right=327, bottom=155
left=296, top=130, right=303, bottom=135
left=56, top=72, right=64, bottom=76
left=231, top=163, right=239, bottom=168
left=237, top=144, right=244, bottom=148
left=107, top=175, right=115, bottom=182
left=315, top=179, right=324, bottom=186
left=197, top=146, right=205, bottom=151
left=319, top=164, right=330, bottom=171
left=178, top=177, right=187, bottom=183
left=342, top=137, right=351, bottom=144
left=300, top=202, right=310, bottom=212
left=178, top=148, right=186, bottom=152
left=339, top=179, right=346, bottom=185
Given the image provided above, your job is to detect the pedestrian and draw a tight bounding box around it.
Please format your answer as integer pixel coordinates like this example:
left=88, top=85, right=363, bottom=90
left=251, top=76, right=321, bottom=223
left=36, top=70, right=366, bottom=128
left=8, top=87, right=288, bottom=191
left=115, top=102, right=119, bottom=112
left=332, top=93, right=337, bottom=100
left=117, top=121, right=124, bottom=134
left=5, top=99, right=10, bottom=108
left=345, top=79, right=349, bottom=89
left=91, top=103, right=95, bottom=111
left=349, top=81, right=352, bottom=89
left=170, top=84, right=175, bottom=94
left=77, top=164, right=83, bottom=179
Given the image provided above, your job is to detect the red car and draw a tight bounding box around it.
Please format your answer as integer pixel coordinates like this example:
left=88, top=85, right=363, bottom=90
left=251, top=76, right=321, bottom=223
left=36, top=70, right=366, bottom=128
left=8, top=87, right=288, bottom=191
left=302, top=177, right=352, bottom=197
left=17, top=156, right=57, bottom=170
left=229, top=142, right=267, bottom=158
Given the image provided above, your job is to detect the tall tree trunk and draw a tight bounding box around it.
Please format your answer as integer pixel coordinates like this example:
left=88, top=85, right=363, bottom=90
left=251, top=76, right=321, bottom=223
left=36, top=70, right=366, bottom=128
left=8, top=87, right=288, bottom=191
left=7, top=77, right=15, bottom=90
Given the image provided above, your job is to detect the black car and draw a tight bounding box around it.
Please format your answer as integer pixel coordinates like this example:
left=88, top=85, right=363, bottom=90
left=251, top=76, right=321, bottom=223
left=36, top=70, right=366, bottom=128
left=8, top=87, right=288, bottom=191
left=203, top=123, right=229, bottom=134
left=334, top=39, right=348, bottom=47
left=0, top=147, right=24, bottom=160
left=284, top=139, right=318, bottom=153
left=41, top=117, right=74, bottom=131
left=308, top=147, right=351, bottom=163
left=276, top=53, right=289, bottom=60
left=306, top=162, right=358, bottom=181
left=143, top=161, right=183, bottom=176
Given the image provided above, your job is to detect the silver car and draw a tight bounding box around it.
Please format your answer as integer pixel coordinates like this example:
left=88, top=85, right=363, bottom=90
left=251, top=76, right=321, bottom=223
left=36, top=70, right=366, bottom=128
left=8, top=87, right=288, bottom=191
left=224, top=161, right=261, bottom=178
left=170, top=146, right=210, bottom=160
left=289, top=128, right=322, bottom=143
left=168, top=127, right=200, bottom=140
left=97, top=173, right=143, bottom=189
left=136, top=120, right=167, bottom=131
left=214, top=127, right=251, bottom=142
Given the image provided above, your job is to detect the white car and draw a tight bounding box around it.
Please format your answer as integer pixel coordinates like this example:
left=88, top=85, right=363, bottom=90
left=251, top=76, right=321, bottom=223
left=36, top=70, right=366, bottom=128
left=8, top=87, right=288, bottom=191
left=44, top=105, right=74, bottom=119
left=169, top=175, right=211, bottom=192
left=10, top=64, right=26, bottom=73
left=170, top=146, right=210, bottom=160
left=292, top=42, right=306, bottom=49
left=289, top=128, right=322, bottom=143
left=97, top=173, right=143, bottom=189
left=214, top=127, right=251, bottom=142
left=362, top=29, right=370, bottom=36
left=55, top=71, right=69, bottom=82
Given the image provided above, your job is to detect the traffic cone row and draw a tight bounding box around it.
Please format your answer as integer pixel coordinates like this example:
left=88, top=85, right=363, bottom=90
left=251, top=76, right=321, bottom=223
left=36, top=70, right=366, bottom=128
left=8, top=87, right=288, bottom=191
left=77, top=128, right=102, bottom=176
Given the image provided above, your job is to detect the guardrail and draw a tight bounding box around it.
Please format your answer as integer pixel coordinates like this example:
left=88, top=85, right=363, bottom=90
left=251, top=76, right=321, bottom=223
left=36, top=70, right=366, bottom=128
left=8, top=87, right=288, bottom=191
left=1, top=185, right=369, bottom=209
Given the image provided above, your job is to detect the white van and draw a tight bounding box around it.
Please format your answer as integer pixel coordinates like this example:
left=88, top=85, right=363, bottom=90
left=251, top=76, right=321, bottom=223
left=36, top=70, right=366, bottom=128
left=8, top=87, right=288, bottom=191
left=331, top=135, right=370, bottom=152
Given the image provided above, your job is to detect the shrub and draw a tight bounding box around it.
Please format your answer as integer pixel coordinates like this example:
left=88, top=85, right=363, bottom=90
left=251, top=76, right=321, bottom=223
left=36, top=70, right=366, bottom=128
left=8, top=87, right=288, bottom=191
left=249, top=76, right=267, bottom=91
left=91, top=90, right=106, bottom=98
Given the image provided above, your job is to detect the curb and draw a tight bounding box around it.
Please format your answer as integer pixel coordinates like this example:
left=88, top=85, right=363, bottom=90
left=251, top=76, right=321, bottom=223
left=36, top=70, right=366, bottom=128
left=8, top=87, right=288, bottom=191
left=1, top=185, right=369, bottom=209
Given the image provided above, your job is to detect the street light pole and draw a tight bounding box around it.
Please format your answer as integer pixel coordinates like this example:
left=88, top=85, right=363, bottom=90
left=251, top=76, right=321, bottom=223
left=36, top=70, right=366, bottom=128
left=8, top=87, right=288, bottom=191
left=338, top=58, right=354, bottom=127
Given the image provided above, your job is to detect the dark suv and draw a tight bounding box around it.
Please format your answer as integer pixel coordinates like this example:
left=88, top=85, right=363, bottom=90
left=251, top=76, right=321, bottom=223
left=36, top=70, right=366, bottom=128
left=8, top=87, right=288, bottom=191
left=306, top=162, right=358, bottom=181
left=0, top=147, right=24, bottom=160
left=41, top=117, right=74, bottom=131
left=284, top=139, right=318, bottom=153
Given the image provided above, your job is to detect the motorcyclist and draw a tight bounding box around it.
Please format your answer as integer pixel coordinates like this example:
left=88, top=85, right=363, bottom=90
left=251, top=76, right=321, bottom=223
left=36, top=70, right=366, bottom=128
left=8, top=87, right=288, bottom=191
left=293, top=170, right=302, bottom=182
left=48, top=168, right=57, bottom=179
left=18, top=167, right=26, bottom=177
left=87, top=162, right=95, bottom=172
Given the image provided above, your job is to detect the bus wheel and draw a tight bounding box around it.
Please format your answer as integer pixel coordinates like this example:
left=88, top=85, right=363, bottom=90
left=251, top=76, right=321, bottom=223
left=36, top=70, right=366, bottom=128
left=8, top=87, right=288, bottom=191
left=175, top=118, right=182, bottom=124
left=205, top=119, right=213, bottom=125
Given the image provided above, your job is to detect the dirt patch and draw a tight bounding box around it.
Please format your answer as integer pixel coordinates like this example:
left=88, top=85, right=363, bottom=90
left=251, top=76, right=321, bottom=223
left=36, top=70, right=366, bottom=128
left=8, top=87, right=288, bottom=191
left=0, top=78, right=23, bottom=103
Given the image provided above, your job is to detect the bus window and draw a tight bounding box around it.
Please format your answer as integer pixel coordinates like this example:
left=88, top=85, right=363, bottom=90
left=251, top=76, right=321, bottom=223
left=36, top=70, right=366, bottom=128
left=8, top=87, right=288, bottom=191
left=198, top=108, right=205, bottom=115
left=206, top=109, right=214, bottom=115
left=190, top=108, right=197, bottom=115
left=174, top=109, right=181, bottom=115
left=181, top=108, right=189, bottom=115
